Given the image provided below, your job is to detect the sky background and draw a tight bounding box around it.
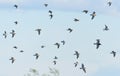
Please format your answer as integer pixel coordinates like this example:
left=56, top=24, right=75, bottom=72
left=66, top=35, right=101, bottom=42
left=0, top=0, right=120, bottom=76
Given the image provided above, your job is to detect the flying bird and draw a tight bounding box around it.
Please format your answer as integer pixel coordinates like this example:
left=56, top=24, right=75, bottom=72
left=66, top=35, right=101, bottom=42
left=80, top=64, right=86, bottom=73
left=103, top=25, right=109, bottom=31
left=49, top=14, right=53, bottom=19
left=90, top=11, right=96, bottom=20
left=74, top=51, right=79, bottom=59
left=20, top=50, right=24, bottom=53
left=54, top=43, right=60, bottom=49
left=108, top=1, right=112, bottom=6
left=110, top=51, right=116, bottom=57
left=67, top=28, right=73, bottom=33
left=3, top=31, right=7, bottom=38
left=61, top=40, right=65, bottom=45
left=14, top=4, right=18, bottom=9
left=9, top=57, right=15, bottom=64
left=14, top=21, right=18, bottom=25
left=44, top=4, right=48, bottom=7
left=35, top=29, right=41, bottom=35
left=13, top=46, right=18, bottom=49
left=33, top=53, right=39, bottom=59
left=82, top=10, right=88, bottom=14
left=74, top=18, right=79, bottom=22
left=10, top=30, right=16, bottom=38
left=74, top=61, right=79, bottom=67
left=41, top=45, right=45, bottom=48
left=48, top=10, right=52, bottom=14
left=54, top=56, right=58, bottom=59
left=94, top=39, right=101, bottom=49
left=53, top=60, right=57, bottom=65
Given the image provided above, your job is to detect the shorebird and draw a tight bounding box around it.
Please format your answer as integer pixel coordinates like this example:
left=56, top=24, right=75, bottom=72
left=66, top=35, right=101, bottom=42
left=14, top=21, right=18, bottom=25
left=13, top=46, right=18, bottom=49
left=82, top=10, right=88, bottom=14
left=94, top=39, right=101, bottom=49
left=20, top=50, right=24, bottom=53
left=103, top=25, right=109, bottom=31
left=9, top=57, right=15, bottom=64
left=3, top=31, right=7, bottom=38
left=53, top=60, right=57, bottom=65
left=110, top=51, right=116, bottom=57
left=49, top=14, right=53, bottom=19
left=74, top=51, right=79, bottom=59
left=48, top=10, right=52, bottom=14
left=35, top=29, right=41, bottom=35
left=61, top=40, right=65, bottom=45
left=54, top=56, right=58, bottom=59
left=33, top=53, right=39, bottom=59
left=54, top=43, right=60, bottom=49
left=41, top=45, right=45, bottom=48
left=10, top=30, right=16, bottom=38
left=74, top=61, right=79, bottom=67
left=90, top=11, right=96, bottom=20
left=74, top=18, right=79, bottom=22
left=67, top=28, right=73, bottom=33
left=80, top=64, right=86, bottom=73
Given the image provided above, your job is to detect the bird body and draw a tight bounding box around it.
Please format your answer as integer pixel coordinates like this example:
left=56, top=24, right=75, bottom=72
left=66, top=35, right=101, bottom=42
left=14, top=4, right=18, bottom=9
left=103, top=25, right=109, bottom=31
left=82, top=10, right=88, bottom=14
left=61, top=40, right=65, bottom=45
left=94, top=39, right=101, bottom=49
left=74, top=18, right=79, bottom=22
left=67, top=28, right=73, bottom=33
left=3, top=31, right=7, bottom=38
left=80, top=64, right=86, bottom=73
left=74, top=61, right=79, bottom=67
left=10, top=30, right=16, bottom=38
left=54, top=43, right=60, bottom=49
left=33, top=53, right=39, bottom=59
left=108, top=1, right=112, bottom=6
left=90, top=11, right=96, bottom=20
left=74, top=51, right=79, bottom=59
left=44, top=4, right=48, bottom=7
left=35, top=29, right=41, bottom=35
left=110, top=51, right=116, bottom=57
left=9, top=57, right=15, bottom=64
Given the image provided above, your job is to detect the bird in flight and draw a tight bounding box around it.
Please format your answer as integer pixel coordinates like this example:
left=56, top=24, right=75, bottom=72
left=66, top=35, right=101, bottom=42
left=108, top=1, right=112, bottom=6
left=74, top=18, right=79, bottom=22
left=41, top=45, right=45, bottom=48
left=110, top=51, right=116, bottom=57
left=53, top=60, right=57, bottom=65
left=61, top=40, right=65, bottom=45
left=48, top=10, right=52, bottom=14
left=90, top=11, right=96, bottom=20
left=13, top=46, right=18, bottom=49
left=14, top=21, right=18, bottom=25
left=20, top=50, right=24, bottom=53
left=35, top=29, right=41, bottom=35
left=10, top=30, right=16, bottom=38
left=74, top=61, right=79, bottom=67
left=54, top=43, right=60, bottom=49
left=49, top=14, right=53, bottom=19
left=103, top=25, right=109, bottom=31
left=67, top=28, right=73, bottom=33
left=33, top=53, right=39, bottom=59
left=14, top=4, right=18, bottom=9
left=74, top=51, right=79, bottom=59
left=82, top=10, right=88, bottom=14
left=44, top=4, right=48, bottom=7
left=94, top=39, right=101, bottom=49
left=54, top=56, right=58, bottom=59
left=80, top=64, right=86, bottom=73
left=3, top=31, right=7, bottom=38
left=9, top=57, right=15, bottom=64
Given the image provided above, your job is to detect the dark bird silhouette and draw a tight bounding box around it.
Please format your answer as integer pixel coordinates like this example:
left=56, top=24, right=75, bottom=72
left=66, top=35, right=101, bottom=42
left=14, top=4, right=18, bottom=9
left=103, top=25, right=109, bottom=31
left=90, top=11, right=96, bottom=20
left=61, top=40, right=65, bottom=45
left=82, top=10, right=88, bottom=14
left=33, top=53, right=39, bottom=59
left=14, top=21, right=18, bottom=25
left=41, top=45, right=45, bottom=48
left=80, top=64, right=86, bottom=73
left=74, top=51, right=79, bottom=59
left=20, top=50, right=24, bottom=53
left=13, top=46, right=18, bottom=49
left=35, top=29, right=41, bottom=35
left=49, top=14, right=53, bottom=19
left=54, top=56, right=58, bottom=59
left=9, top=57, right=15, bottom=64
left=44, top=4, right=48, bottom=7
left=110, top=51, right=116, bottom=57
left=108, top=1, right=112, bottom=6
left=48, top=10, right=52, bottom=14
left=54, top=43, right=60, bottom=49
left=10, top=30, right=16, bottom=38
left=3, top=31, right=7, bottom=38
left=74, top=61, right=79, bottom=67
left=74, top=18, right=79, bottom=22
left=53, top=60, right=57, bottom=65
left=94, top=39, right=101, bottom=49
left=67, top=28, right=73, bottom=33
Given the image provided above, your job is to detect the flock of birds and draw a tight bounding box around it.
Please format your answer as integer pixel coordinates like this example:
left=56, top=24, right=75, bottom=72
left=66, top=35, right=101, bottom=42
left=3, top=1, right=116, bottom=75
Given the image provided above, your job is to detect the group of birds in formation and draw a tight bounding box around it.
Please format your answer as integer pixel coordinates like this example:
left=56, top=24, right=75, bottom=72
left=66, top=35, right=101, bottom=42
left=6, top=1, right=116, bottom=74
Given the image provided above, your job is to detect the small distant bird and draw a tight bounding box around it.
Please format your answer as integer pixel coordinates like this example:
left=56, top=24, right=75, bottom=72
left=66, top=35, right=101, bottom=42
left=53, top=60, right=57, bottom=65
left=54, top=43, right=60, bottom=49
left=41, top=45, right=45, bottom=48
left=103, top=25, right=109, bottom=31
left=44, top=4, right=48, bottom=7
left=14, top=4, right=18, bottom=9
left=108, top=1, right=112, bottom=6
left=49, top=14, right=53, bottom=19
left=14, top=21, right=18, bottom=25
left=20, top=50, right=24, bottom=53
left=33, top=53, right=39, bottom=59
left=74, top=51, right=79, bottom=59
left=54, top=56, right=58, bottom=59
left=9, top=57, right=15, bottom=64
left=35, top=29, right=41, bottom=35
left=67, top=28, right=73, bottom=33
left=13, top=46, right=18, bottom=49
left=10, top=30, right=16, bottom=38
left=74, top=61, right=79, bottom=67
left=48, top=10, right=52, bottom=14
left=80, top=64, right=86, bottom=73
left=94, top=39, right=101, bottom=49
left=74, top=18, right=79, bottom=22
left=3, top=31, right=7, bottom=38
left=90, top=11, right=96, bottom=20
left=82, top=10, right=88, bottom=14
left=61, top=40, right=65, bottom=45
left=110, top=51, right=116, bottom=57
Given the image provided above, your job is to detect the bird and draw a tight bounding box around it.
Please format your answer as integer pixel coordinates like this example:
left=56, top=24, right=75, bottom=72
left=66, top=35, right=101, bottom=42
left=10, top=30, right=16, bottom=38
left=67, top=28, right=73, bottom=33
left=9, top=57, right=15, bottom=64
left=74, top=18, right=79, bottom=22
left=74, top=61, right=79, bottom=67
left=74, top=51, right=79, bottom=59
left=103, top=25, right=109, bottom=31
left=14, top=4, right=18, bottom=9
left=13, top=46, right=18, bottom=49
left=33, top=53, right=39, bottom=59
left=94, top=39, right=101, bottom=49
left=20, top=50, right=24, bottom=53
left=61, top=40, right=65, bottom=45
left=3, top=31, right=7, bottom=38
left=54, top=56, right=58, bottom=59
left=108, top=1, right=112, bottom=6
left=110, top=51, right=116, bottom=57
left=48, top=10, right=52, bottom=14
left=41, top=45, right=45, bottom=48
left=90, top=11, right=96, bottom=20
left=44, top=4, right=48, bottom=7
left=53, top=60, right=57, bottom=65
left=54, top=43, right=60, bottom=49
left=80, top=64, right=86, bottom=73
left=49, top=14, right=53, bottom=19
left=82, top=10, right=88, bottom=14
left=35, top=29, right=41, bottom=35
left=14, top=21, right=18, bottom=25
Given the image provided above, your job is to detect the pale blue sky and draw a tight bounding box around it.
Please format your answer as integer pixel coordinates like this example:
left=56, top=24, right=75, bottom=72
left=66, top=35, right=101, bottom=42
left=0, top=0, right=120, bottom=76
